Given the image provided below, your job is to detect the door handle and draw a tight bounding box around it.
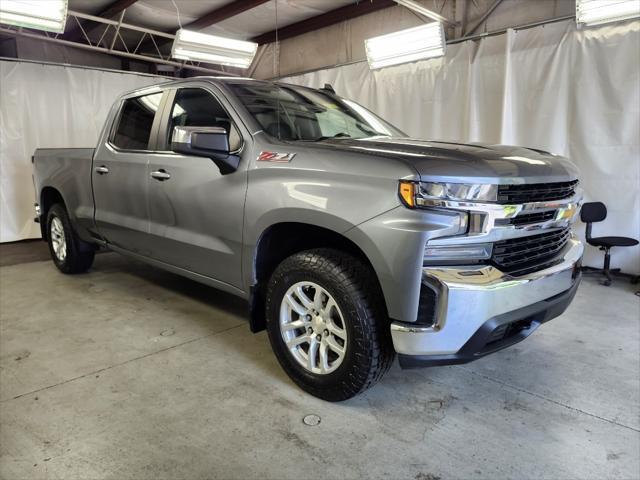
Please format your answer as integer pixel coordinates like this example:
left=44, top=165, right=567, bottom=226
left=151, top=169, right=171, bottom=181
left=95, top=165, right=109, bottom=175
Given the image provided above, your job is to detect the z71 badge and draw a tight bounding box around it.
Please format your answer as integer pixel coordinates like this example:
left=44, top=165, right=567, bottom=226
left=257, top=151, right=296, bottom=163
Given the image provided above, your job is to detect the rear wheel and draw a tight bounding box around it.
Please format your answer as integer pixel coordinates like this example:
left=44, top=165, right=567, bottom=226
left=266, top=249, right=395, bottom=401
left=46, top=204, right=95, bottom=274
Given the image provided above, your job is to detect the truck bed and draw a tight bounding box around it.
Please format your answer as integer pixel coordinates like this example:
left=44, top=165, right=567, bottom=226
left=33, top=148, right=96, bottom=241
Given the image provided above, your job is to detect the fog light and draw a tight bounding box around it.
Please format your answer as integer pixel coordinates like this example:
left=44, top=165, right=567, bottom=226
left=424, top=243, right=492, bottom=264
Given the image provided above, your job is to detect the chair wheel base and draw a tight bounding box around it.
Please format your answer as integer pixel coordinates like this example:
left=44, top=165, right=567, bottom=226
left=581, top=266, right=638, bottom=287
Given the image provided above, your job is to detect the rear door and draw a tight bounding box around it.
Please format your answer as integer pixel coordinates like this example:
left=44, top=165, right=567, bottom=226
left=146, top=86, right=248, bottom=288
left=92, top=90, right=166, bottom=255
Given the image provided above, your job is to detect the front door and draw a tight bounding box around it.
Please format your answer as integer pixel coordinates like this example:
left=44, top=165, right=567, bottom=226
left=93, top=91, right=165, bottom=255
left=146, top=87, right=247, bottom=289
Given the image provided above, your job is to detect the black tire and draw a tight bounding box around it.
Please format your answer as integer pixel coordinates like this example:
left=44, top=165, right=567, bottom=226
left=46, top=203, right=95, bottom=274
left=265, top=248, right=395, bottom=401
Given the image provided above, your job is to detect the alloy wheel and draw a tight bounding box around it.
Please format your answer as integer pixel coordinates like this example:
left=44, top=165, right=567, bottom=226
left=279, top=281, right=348, bottom=374
left=50, top=216, right=67, bottom=262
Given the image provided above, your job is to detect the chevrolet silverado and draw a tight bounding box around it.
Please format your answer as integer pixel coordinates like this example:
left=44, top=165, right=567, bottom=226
left=32, top=77, right=584, bottom=401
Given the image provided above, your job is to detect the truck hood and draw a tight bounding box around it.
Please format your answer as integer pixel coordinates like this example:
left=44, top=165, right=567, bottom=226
left=305, top=137, right=579, bottom=184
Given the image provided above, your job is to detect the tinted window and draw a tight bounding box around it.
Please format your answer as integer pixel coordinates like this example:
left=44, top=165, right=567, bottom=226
left=169, top=88, right=242, bottom=151
left=227, top=81, right=404, bottom=141
left=112, top=92, right=162, bottom=150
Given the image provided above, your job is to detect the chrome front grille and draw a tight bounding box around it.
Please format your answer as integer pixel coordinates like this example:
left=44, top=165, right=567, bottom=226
left=495, top=210, right=557, bottom=227
left=497, top=180, right=578, bottom=204
left=422, top=180, right=581, bottom=277
left=492, top=228, right=571, bottom=275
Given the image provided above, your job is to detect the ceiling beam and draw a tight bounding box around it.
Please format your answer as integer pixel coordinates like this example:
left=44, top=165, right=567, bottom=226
left=394, top=0, right=457, bottom=26
left=465, top=0, right=504, bottom=36
left=94, top=0, right=140, bottom=20
left=252, top=0, right=397, bottom=44
left=65, top=0, right=139, bottom=41
left=185, top=0, right=271, bottom=31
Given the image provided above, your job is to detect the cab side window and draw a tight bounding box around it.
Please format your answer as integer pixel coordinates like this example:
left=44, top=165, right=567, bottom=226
left=169, top=88, right=242, bottom=152
left=112, top=92, right=163, bottom=150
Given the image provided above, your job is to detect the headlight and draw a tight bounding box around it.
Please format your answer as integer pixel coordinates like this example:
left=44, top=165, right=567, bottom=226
left=399, top=181, right=498, bottom=208
left=424, top=243, right=493, bottom=264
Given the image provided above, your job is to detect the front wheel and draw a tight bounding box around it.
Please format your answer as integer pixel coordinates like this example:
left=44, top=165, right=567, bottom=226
left=46, top=203, right=95, bottom=274
left=265, top=249, right=395, bottom=401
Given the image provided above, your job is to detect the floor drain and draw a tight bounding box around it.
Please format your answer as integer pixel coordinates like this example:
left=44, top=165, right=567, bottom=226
left=302, top=414, right=321, bottom=426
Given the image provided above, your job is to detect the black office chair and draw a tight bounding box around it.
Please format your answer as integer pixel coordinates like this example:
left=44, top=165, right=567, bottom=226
left=580, top=202, right=639, bottom=286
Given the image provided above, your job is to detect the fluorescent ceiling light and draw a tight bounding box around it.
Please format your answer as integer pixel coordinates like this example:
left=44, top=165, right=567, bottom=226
left=0, top=0, right=67, bottom=33
left=171, top=29, right=258, bottom=69
left=365, top=22, right=445, bottom=70
left=576, top=0, right=640, bottom=27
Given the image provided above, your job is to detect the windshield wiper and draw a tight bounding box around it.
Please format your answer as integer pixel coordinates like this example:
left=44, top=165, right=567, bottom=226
left=302, top=132, right=352, bottom=141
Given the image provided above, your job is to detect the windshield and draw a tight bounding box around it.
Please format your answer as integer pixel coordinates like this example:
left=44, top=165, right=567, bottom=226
left=227, top=82, right=405, bottom=141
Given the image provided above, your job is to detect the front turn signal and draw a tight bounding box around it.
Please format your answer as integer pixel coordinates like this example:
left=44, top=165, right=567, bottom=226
left=398, top=181, right=416, bottom=208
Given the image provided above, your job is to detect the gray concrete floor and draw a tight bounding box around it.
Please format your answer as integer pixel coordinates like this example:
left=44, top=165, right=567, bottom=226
left=0, top=250, right=638, bottom=480
left=0, top=240, right=50, bottom=267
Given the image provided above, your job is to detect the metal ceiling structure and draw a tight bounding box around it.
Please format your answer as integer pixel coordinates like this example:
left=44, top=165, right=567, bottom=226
left=184, top=0, right=272, bottom=30
left=0, top=10, right=236, bottom=75
left=65, top=0, right=139, bottom=42
left=252, top=0, right=397, bottom=44
left=1, top=0, right=376, bottom=75
left=0, top=0, right=513, bottom=76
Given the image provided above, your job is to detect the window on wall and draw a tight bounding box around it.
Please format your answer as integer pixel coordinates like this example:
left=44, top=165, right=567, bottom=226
left=168, top=88, right=242, bottom=151
left=112, top=92, right=163, bottom=150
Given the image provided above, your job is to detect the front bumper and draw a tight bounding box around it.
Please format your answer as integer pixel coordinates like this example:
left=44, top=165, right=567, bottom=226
left=391, top=238, right=583, bottom=368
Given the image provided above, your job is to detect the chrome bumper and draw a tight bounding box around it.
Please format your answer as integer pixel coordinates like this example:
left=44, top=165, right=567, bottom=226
left=391, top=238, right=583, bottom=360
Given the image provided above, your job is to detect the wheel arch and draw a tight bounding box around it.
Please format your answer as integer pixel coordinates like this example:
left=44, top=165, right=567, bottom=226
left=248, top=221, right=388, bottom=333
left=39, top=186, right=66, bottom=240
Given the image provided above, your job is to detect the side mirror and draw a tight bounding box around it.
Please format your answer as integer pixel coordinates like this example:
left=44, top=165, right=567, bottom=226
left=171, top=126, right=239, bottom=174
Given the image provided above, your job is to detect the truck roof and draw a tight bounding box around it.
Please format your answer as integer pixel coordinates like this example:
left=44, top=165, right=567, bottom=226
left=121, top=76, right=303, bottom=98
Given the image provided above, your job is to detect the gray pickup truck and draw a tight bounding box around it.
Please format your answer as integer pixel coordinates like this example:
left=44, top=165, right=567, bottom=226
left=33, top=77, right=584, bottom=401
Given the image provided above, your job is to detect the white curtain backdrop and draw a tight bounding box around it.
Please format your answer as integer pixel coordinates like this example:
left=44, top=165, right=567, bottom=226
left=0, top=20, right=638, bottom=273
left=0, top=61, right=162, bottom=243
left=283, top=19, right=640, bottom=274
